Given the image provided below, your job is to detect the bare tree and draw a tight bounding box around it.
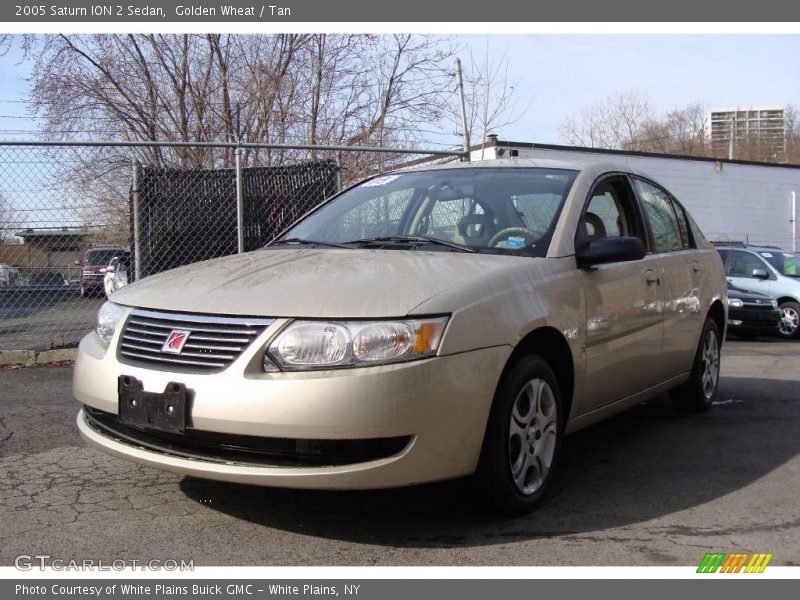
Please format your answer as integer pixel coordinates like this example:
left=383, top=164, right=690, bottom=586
left=443, top=43, right=531, bottom=158
left=626, top=103, right=710, bottom=156
left=559, top=90, right=654, bottom=150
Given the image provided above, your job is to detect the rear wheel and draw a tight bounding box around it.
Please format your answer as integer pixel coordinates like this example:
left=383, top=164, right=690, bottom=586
left=672, top=318, right=720, bottom=413
left=777, top=301, right=800, bottom=339
left=475, top=355, right=563, bottom=514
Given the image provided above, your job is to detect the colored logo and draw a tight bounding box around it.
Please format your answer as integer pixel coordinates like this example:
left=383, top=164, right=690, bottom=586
left=161, top=329, right=191, bottom=354
left=697, top=552, right=773, bottom=573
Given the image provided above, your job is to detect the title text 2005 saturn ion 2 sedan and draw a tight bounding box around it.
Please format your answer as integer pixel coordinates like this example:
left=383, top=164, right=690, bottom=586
left=75, top=159, right=727, bottom=513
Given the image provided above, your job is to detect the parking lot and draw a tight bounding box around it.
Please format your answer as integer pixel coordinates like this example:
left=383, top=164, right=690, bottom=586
left=1, top=338, right=798, bottom=567
left=0, top=289, right=103, bottom=351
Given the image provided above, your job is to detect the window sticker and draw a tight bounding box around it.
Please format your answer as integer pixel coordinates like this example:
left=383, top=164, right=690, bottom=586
left=760, top=252, right=773, bottom=258
left=506, top=236, right=526, bottom=248
left=362, top=174, right=402, bottom=187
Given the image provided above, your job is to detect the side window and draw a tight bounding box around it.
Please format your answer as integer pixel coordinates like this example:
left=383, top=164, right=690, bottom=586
left=728, top=251, right=768, bottom=279
left=717, top=249, right=729, bottom=269
left=632, top=178, right=683, bottom=253
left=579, top=178, right=641, bottom=246
left=672, top=199, right=693, bottom=248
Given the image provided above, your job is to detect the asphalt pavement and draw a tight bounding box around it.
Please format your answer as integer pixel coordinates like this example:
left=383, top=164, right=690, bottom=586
left=1, top=339, right=798, bottom=566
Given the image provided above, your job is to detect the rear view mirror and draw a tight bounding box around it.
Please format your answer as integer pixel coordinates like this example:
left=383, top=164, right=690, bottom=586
left=751, top=268, right=769, bottom=280
left=576, top=236, right=646, bottom=268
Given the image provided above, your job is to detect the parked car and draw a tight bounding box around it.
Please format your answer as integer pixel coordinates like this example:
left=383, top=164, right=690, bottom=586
left=28, top=270, right=67, bottom=286
left=726, top=285, right=781, bottom=339
left=103, top=252, right=131, bottom=298
left=716, top=244, right=800, bottom=339
left=0, top=263, right=21, bottom=287
left=74, top=160, right=727, bottom=514
left=80, top=246, right=127, bottom=297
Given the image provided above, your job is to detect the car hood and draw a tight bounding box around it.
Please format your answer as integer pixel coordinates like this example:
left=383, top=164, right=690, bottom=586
left=727, top=285, right=772, bottom=302
left=110, top=248, right=526, bottom=318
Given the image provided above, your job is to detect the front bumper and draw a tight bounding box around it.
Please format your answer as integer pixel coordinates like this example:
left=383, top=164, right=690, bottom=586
left=727, top=307, right=781, bottom=334
left=74, top=326, right=510, bottom=489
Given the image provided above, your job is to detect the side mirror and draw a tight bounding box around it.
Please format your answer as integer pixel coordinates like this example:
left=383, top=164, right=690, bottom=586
left=751, top=268, right=769, bottom=280
left=576, top=236, right=646, bottom=268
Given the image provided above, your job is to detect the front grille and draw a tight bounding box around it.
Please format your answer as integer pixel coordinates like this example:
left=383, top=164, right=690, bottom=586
left=84, top=406, right=412, bottom=467
left=117, top=308, right=274, bottom=373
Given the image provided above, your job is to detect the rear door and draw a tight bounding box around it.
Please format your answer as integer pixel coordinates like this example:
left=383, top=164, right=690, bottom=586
left=579, top=175, right=665, bottom=409
left=631, top=178, right=705, bottom=379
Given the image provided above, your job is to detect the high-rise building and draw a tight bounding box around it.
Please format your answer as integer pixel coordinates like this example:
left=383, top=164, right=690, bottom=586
left=705, top=105, right=786, bottom=157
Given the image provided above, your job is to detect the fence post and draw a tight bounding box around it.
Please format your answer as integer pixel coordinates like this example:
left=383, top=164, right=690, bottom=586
left=235, top=146, right=245, bottom=254
left=336, top=151, right=343, bottom=192
left=131, top=160, right=142, bottom=281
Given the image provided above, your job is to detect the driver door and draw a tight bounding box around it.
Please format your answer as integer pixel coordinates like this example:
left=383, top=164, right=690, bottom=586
left=579, top=176, right=665, bottom=410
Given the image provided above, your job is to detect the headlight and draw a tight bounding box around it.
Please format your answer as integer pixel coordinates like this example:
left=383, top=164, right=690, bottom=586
left=728, top=298, right=744, bottom=308
left=95, top=301, right=125, bottom=347
left=264, top=317, right=449, bottom=371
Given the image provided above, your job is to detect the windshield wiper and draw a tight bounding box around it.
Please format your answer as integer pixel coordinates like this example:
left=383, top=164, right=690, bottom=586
left=268, top=237, right=351, bottom=249
left=345, top=234, right=476, bottom=253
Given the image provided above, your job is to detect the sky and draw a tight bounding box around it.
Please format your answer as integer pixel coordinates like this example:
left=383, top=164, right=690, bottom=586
left=458, top=34, right=800, bottom=143
left=0, top=34, right=798, bottom=145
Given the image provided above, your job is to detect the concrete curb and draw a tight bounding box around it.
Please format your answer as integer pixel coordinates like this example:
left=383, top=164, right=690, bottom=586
left=0, top=348, right=77, bottom=367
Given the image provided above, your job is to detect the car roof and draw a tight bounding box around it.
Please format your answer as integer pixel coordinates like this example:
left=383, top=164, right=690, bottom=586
left=716, top=244, right=790, bottom=254
left=396, top=158, right=659, bottom=181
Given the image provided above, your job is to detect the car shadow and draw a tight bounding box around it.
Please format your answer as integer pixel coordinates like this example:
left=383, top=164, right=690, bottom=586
left=180, top=376, right=800, bottom=548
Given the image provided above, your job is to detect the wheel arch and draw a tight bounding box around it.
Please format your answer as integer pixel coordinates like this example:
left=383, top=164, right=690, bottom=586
left=707, top=299, right=726, bottom=343
left=502, top=326, right=575, bottom=424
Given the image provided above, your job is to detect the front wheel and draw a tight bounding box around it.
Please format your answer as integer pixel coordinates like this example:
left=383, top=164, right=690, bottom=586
left=475, top=355, right=563, bottom=514
left=671, top=318, right=721, bottom=413
left=777, top=301, right=800, bottom=339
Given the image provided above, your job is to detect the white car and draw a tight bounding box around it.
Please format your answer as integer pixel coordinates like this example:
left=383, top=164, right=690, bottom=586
left=103, top=254, right=130, bottom=298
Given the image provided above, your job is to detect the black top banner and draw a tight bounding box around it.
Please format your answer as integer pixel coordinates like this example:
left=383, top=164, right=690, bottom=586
left=4, top=0, right=800, bottom=22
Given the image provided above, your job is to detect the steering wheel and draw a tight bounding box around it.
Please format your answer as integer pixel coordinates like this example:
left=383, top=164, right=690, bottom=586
left=487, top=227, right=542, bottom=249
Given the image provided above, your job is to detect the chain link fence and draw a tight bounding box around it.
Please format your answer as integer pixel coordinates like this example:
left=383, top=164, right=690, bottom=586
left=0, top=141, right=462, bottom=351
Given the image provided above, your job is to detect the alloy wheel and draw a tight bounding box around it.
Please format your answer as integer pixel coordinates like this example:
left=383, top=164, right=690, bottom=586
left=779, top=306, right=799, bottom=337
left=508, top=378, right=558, bottom=495
left=700, top=329, right=720, bottom=399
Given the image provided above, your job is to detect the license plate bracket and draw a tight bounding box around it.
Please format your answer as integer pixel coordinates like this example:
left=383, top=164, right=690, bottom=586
left=118, top=376, right=187, bottom=434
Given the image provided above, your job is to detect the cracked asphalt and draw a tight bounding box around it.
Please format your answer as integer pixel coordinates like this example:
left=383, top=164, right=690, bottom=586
left=1, top=339, right=798, bottom=566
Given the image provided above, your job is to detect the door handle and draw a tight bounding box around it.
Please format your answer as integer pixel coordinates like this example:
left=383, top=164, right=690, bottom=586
left=644, top=269, right=659, bottom=286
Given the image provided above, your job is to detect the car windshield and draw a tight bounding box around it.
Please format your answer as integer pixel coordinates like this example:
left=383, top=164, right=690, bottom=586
left=760, top=251, right=800, bottom=277
left=84, top=250, right=120, bottom=265
left=275, top=167, right=579, bottom=255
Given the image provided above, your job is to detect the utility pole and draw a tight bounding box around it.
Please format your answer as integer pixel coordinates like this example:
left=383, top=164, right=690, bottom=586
left=454, top=58, right=470, bottom=161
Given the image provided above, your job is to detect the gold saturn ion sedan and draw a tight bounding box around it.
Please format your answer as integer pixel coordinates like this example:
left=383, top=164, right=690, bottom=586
left=75, top=160, right=727, bottom=513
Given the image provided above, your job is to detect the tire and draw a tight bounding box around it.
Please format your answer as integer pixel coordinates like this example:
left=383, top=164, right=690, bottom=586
left=475, top=355, right=563, bottom=515
left=671, top=318, right=721, bottom=413
left=777, top=301, right=800, bottom=339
